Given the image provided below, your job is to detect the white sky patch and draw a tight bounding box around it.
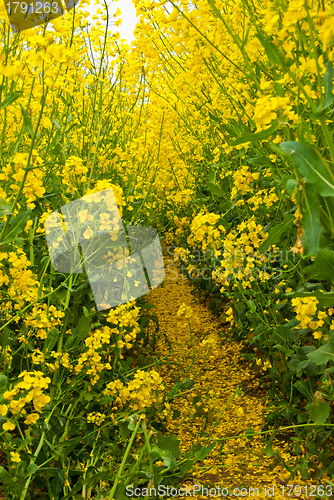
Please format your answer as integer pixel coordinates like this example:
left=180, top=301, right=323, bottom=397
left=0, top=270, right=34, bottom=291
left=81, top=0, right=139, bottom=44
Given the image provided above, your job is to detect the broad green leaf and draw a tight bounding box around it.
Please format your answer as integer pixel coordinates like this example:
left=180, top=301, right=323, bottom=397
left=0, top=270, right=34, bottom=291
left=258, top=214, right=294, bottom=254
left=307, top=340, right=334, bottom=365
left=231, top=120, right=278, bottom=146
left=324, top=61, right=333, bottom=109
left=273, top=344, right=294, bottom=356
left=280, top=141, right=334, bottom=197
left=318, top=195, right=334, bottom=235
left=0, top=466, right=13, bottom=486
left=156, top=433, right=181, bottom=459
left=286, top=289, right=334, bottom=307
left=179, top=459, right=194, bottom=475
left=247, top=156, right=272, bottom=166
left=25, top=463, right=39, bottom=478
left=53, top=118, right=61, bottom=130
left=208, top=182, right=224, bottom=197
left=44, top=328, right=59, bottom=354
left=118, top=419, right=132, bottom=439
left=264, top=432, right=277, bottom=457
left=256, top=34, right=287, bottom=68
left=75, top=315, right=91, bottom=342
left=294, top=380, right=313, bottom=401
left=304, top=248, right=334, bottom=282
left=140, top=302, right=157, bottom=310
left=285, top=179, right=297, bottom=195
left=19, top=103, right=33, bottom=137
left=245, top=428, right=255, bottom=441
left=310, top=401, right=330, bottom=424
left=301, top=184, right=321, bottom=256
left=0, top=203, right=11, bottom=216
left=247, top=299, right=256, bottom=313
left=289, top=347, right=316, bottom=375
left=0, top=374, right=8, bottom=402
left=0, top=91, right=22, bottom=109
left=194, top=440, right=217, bottom=460
left=149, top=446, right=177, bottom=469
left=208, top=166, right=216, bottom=184
left=0, top=209, right=31, bottom=245
left=296, top=457, right=309, bottom=480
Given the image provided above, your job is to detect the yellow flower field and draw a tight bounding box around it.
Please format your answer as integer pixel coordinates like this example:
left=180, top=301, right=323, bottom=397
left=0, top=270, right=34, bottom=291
left=0, top=0, right=334, bottom=497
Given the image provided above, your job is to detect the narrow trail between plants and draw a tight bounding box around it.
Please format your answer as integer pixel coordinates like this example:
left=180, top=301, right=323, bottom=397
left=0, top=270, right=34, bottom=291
left=144, top=251, right=323, bottom=499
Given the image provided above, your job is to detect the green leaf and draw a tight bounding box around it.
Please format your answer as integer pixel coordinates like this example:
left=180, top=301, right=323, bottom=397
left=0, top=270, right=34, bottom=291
left=324, top=61, right=333, bottom=109
left=247, top=156, right=272, bottom=166
left=285, top=290, right=334, bottom=307
left=301, top=183, right=321, bottom=256
left=207, top=182, right=224, bottom=197
left=19, top=103, right=33, bottom=137
left=0, top=200, right=11, bottom=216
left=273, top=344, right=294, bottom=356
left=83, top=306, right=89, bottom=317
left=310, top=401, right=330, bottom=424
left=156, top=433, right=181, bottom=459
left=258, top=214, right=294, bottom=254
left=304, top=248, right=334, bottom=281
left=0, top=91, right=22, bottom=109
left=289, top=347, right=316, bottom=375
left=307, top=340, right=334, bottom=365
left=75, top=315, right=91, bottom=342
left=118, top=419, right=132, bottom=440
left=279, top=142, right=334, bottom=197
left=98, top=395, right=113, bottom=405
left=0, top=374, right=8, bottom=394
left=149, top=446, right=177, bottom=469
left=0, top=465, right=13, bottom=486
left=247, top=299, right=256, bottom=313
left=208, top=166, right=216, bottom=184
left=256, top=34, right=287, bottom=68
left=293, top=380, right=313, bottom=402
left=140, top=302, right=157, bottom=310
left=53, top=119, right=61, bottom=130
left=0, top=374, right=7, bottom=403
left=264, top=432, right=277, bottom=457
left=44, top=329, right=59, bottom=354
left=245, top=428, right=255, bottom=441
left=285, top=178, right=297, bottom=195
left=179, top=459, right=194, bottom=475
left=194, top=441, right=217, bottom=460
left=230, top=120, right=278, bottom=146
left=0, top=209, right=31, bottom=245
left=296, top=457, right=309, bottom=480
left=25, top=463, right=39, bottom=478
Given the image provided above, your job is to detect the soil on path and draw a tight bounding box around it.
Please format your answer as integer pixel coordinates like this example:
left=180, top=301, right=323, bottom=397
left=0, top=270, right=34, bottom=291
left=143, top=251, right=328, bottom=499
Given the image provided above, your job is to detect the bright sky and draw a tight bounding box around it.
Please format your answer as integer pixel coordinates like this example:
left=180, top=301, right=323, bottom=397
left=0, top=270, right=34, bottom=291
left=82, top=0, right=140, bottom=44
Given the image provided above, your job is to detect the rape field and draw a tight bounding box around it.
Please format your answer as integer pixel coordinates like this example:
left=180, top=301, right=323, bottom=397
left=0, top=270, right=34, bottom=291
left=0, top=0, right=334, bottom=497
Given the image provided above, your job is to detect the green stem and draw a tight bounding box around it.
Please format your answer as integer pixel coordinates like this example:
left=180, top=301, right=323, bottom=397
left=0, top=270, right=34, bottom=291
left=108, top=417, right=142, bottom=500
left=124, top=441, right=147, bottom=487
left=50, top=274, right=74, bottom=400
left=142, top=420, right=154, bottom=497
left=319, top=115, right=334, bottom=166
left=20, top=430, right=46, bottom=500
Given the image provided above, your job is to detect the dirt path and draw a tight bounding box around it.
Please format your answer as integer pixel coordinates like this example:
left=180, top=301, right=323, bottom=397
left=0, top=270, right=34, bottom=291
left=144, top=251, right=325, bottom=499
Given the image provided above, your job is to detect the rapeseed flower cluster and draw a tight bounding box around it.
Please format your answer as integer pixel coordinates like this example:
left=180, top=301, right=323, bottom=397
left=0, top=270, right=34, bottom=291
left=1, top=371, right=51, bottom=431
left=187, top=210, right=225, bottom=252
left=291, top=297, right=328, bottom=339
left=103, top=369, right=164, bottom=412
left=0, top=250, right=42, bottom=312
